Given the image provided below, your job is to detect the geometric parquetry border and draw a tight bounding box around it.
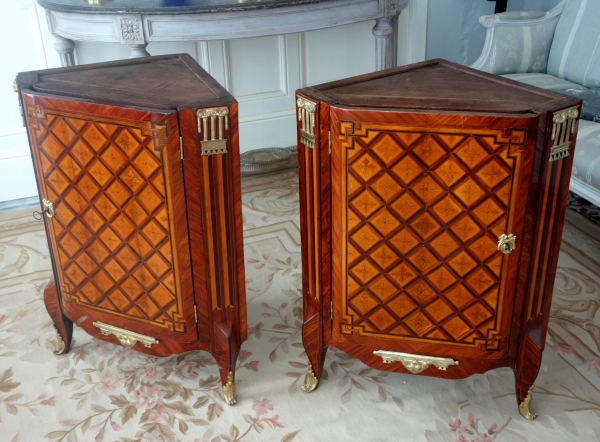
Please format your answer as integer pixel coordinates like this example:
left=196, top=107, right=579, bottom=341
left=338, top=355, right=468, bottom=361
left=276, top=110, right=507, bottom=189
left=337, top=121, right=527, bottom=351
left=28, top=105, right=187, bottom=333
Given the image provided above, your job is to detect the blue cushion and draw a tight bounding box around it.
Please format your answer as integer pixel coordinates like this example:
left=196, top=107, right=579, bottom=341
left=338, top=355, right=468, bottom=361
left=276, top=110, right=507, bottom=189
left=553, top=89, right=600, bottom=122
left=547, top=0, right=600, bottom=88
left=572, top=120, right=600, bottom=192
left=501, top=73, right=589, bottom=90
left=479, top=17, right=559, bottom=75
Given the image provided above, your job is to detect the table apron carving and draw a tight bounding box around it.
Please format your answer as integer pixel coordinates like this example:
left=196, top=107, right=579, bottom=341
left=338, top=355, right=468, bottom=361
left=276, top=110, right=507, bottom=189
left=41, top=0, right=408, bottom=70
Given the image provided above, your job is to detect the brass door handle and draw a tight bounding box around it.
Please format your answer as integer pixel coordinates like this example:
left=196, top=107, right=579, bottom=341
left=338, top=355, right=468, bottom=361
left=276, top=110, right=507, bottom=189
left=33, top=199, right=55, bottom=220
left=498, top=233, right=516, bottom=255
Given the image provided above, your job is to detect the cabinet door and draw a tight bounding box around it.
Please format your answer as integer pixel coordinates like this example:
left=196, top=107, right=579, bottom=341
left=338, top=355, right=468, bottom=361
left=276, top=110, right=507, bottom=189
left=23, top=92, right=198, bottom=343
left=330, top=106, right=537, bottom=358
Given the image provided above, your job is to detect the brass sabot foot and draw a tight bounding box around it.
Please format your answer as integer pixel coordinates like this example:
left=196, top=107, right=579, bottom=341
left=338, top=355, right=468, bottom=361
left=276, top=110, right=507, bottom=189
left=301, top=363, right=319, bottom=393
left=223, top=372, right=237, bottom=405
left=519, top=386, right=537, bottom=420
left=52, top=324, right=66, bottom=355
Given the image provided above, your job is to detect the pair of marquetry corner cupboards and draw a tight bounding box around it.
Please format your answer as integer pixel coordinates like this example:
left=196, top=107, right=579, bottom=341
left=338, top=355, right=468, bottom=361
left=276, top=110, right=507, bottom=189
left=15, top=54, right=580, bottom=417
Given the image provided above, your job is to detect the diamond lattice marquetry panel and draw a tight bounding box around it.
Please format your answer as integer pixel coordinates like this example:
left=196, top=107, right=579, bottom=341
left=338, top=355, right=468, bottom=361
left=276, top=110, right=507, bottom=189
left=370, top=244, right=400, bottom=271
left=412, top=135, right=446, bottom=167
left=351, top=224, right=382, bottom=252
left=434, top=157, right=466, bottom=187
left=349, top=291, right=379, bottom=316
left=432, top=196, right=463, bottom=224
left=367, top=307, right=397, bottom=331
left=411, top=174, right=445, bottom=204
left=350, top=152, right=382, bottom=182
left=370, top=209, right=401, bottom=236
left=429, top=232, right=460, bottom=259
left=344, top=127, right=516, bottom=348
left=453, top=178, right=486, bottom=208
left=410, top=213, right=442, bottom=241
left=472, top=199, right=505, bottom=227
left=32, top=112, right=186, bottom=333
left=390, top=191, right=421, bottom=221
left=350, top=190, right=382, bottom=218
left=369, top=275, right=399, bottom=302
left=372, top=174, right=402, bottom=202
left=391, top=155, right=424, bottom=185
left=371, top=133, right=403, bottom=165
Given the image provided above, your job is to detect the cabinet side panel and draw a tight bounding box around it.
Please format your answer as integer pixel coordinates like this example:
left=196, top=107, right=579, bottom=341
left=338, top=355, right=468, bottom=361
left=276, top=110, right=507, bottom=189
left=21, top=93, right=198, bottom=342
left=226, top=103, right=247, bottom=341
left=193, top=103, right=246, bottom=364
left=319, top=102, right=332, bottom=340
left=179, top=107, right=211, bottom=342
left=297, top=93, right=327, bottom=378
left=515, top=104, right=581, bottom=402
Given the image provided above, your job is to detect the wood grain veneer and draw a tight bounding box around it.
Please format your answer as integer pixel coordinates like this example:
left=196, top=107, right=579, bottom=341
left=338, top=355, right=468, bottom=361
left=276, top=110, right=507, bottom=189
left=16, top=54, right=246, bottom=405
left=297, top=59, right=582, bottom=419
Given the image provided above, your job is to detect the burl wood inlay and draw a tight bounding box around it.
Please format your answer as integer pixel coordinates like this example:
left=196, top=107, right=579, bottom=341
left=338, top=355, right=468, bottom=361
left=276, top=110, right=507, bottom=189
left=29, top=107, right=186, bottom=332
left=340, top=124, right=525, bottom=350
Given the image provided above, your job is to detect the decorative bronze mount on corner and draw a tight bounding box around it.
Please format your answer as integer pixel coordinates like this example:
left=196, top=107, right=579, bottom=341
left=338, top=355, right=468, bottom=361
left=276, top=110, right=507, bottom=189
left=197, top=107, right=229, bottom=155
left=549, top=106, right=579, bottom=162
left=297, top=96, right=317, bottom=149
left=519, top=386, right=537, bottom=420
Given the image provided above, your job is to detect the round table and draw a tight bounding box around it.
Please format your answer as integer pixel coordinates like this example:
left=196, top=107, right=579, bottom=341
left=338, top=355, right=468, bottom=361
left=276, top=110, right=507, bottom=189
left=39, top=0, right=408, bottom=71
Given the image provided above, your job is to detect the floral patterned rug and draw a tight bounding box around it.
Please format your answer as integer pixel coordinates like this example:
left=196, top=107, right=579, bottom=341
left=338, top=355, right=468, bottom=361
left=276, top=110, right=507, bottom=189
left=1, top=169, right=600, bottom=442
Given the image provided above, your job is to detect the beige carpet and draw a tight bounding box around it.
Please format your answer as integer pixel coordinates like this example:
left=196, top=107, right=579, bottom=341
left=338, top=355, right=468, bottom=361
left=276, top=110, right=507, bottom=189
left=1, top=169, right=600, bottom=441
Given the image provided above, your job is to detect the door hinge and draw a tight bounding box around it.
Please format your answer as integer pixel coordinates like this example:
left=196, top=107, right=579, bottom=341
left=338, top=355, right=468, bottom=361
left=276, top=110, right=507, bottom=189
left=330, top=301, right=333, bottom=320
left=328, top=131, right=332, bottom=155
left=179, top=136, right=184, bottom=159
left=194, top=305, right=198, bottom=323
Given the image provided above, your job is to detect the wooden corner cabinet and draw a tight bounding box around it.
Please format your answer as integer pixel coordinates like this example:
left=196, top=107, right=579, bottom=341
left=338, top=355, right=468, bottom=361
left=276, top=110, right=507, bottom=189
left=15, top=55, right=246, bottom=405
left=296, top=59, right=581, bottom=419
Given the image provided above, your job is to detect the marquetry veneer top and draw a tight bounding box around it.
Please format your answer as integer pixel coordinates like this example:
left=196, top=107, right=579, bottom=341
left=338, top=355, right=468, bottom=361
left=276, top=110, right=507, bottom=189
left=17, top=54, right=233, bottom=110
left=301, top=59, right=569, bottom=114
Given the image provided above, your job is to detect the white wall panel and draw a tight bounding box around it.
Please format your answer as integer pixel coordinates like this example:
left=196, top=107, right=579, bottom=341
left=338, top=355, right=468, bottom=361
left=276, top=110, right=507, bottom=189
left=302, top=21, right=376, bottom=87
left=1, top=1, right=428, bottom=200
left=229, top=36, right=284, bottom=98
left=0, top=1, right=53, bottom=201
left=239, top=115, right=297, bottom=153
left=75, top=41, right=197, bottom=64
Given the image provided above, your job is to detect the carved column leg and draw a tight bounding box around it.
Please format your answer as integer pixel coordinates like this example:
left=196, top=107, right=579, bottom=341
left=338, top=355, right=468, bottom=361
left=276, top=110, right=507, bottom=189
left=213, top=320, right=241, bottom=405
left=373, top=17, right=395, bottom=71
left=301, top=300, right=327, bottom=393
left=54, top=35, right=76, bottom=67
left=128, top=44, right=150, bottom=58
left=43, top=276, right=73, bottom=355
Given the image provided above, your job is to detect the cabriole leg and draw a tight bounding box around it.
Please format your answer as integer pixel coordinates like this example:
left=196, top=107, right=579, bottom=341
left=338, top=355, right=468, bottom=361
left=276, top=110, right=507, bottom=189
left=514, top=334, right=542, bottom=420
left=213, top=321, right=240, bottom=405
left=301, top=300, right=327, bottom=393
left=43, top=277, right=73, bottom=355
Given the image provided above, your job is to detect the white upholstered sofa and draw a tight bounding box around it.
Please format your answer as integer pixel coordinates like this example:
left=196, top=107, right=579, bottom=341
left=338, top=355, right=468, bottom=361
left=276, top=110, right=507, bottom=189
left=471, top=0, right=600, bottom=207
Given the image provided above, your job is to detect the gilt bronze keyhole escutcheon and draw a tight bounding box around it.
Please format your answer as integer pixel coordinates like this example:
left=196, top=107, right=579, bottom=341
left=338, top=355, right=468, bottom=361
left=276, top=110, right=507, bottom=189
left=33, top=199, right=55, bottom=220
left=498, top=233, right=516, bottom=255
